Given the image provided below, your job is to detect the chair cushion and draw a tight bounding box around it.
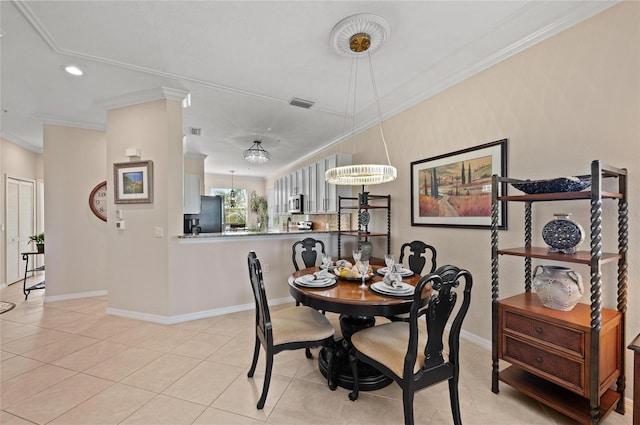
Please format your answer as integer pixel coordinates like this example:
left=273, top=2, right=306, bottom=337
left=351, top=322, right=427, bottom=378
left=272, top=307, right=334, bottom=346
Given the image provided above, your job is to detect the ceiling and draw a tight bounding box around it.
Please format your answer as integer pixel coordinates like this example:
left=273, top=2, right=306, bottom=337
left=0, top=1, right=617, bottom=178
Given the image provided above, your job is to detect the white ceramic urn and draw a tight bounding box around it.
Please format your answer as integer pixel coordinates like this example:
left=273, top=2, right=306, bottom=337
left=532, top=265, right=584, bottom=311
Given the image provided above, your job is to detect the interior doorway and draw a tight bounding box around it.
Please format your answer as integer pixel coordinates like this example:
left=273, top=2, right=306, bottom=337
left=5, top=177, right=36, bottom=284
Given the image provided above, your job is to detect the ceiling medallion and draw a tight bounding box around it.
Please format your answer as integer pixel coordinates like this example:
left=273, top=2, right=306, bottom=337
left=330, top=13, right=391, bottom=57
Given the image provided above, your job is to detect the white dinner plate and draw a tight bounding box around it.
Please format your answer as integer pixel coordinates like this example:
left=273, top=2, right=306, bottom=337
left=376, top=267, right=414, bottom=277
left=294, top=276, right=336, bottom=288
left=370, top=281, right=415, bottom=296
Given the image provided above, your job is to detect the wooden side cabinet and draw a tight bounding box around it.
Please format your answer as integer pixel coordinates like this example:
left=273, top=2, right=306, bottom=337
left=498, top=293, right=622, bottom=420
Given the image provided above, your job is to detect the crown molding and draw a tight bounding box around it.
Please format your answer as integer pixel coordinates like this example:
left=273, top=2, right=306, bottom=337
left=374, top=0, right=620, bottom=127
left=38, top=116, right=105, bottom=132
left=101, top=87, right=190, bottom=111
left=0, top=131, right=44, bottom=153
left=184, top=152, right=208, bottom=160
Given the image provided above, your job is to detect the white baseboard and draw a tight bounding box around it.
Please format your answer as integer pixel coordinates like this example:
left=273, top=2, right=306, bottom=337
left=44, top=290, right=107, bottom=303
left=106, top=295, right=295, bottom=325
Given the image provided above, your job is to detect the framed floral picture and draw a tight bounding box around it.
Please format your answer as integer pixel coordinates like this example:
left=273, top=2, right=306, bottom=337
left=410, top=139, right=507, bottom=229
left=113, top=160, right=154, bottom=204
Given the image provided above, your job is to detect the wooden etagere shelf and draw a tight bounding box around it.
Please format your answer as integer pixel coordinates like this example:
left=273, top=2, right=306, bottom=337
left=490, top=160, right=628, bottom=425
left=337, top=192, right=391, bottom=259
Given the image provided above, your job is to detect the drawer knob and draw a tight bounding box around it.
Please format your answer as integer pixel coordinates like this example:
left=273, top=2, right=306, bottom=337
left=535, top=327, right=543, bottom=334
left=536, top=356, right=543, bottom=363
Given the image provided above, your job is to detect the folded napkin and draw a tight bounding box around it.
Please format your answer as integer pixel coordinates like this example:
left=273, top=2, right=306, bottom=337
left=383, top=272, right=403, bottom=289
left=391, top=264, right=404, bottom=273
left=313, top=269, right=332, bottom=280
left=335, top=259, right=352, bottom=269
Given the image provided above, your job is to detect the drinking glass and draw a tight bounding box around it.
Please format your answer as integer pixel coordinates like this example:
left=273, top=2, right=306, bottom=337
left=352, top=250, right=362, bottom=264
left=358, top=260, right=369, bottom=289
left=384, top=253, right=395, bottom=271
left=321, top=253, right=332, bottom=269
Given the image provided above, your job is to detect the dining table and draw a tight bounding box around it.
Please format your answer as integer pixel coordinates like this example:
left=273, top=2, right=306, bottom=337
left=288, top=264, right=428, bottom=391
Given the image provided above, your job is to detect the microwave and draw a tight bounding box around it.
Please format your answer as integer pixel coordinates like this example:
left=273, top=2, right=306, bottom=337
left=288, top=194, right=303, bottom=213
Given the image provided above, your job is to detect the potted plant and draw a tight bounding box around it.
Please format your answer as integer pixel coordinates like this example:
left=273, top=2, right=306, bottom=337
left=29, top=232, right=45, bottom=253
left=250, top=191, right=268, bottom=232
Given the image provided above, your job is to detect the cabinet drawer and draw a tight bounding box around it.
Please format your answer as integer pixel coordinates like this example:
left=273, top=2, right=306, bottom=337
left=502, top=334, right=584, bottom=394
left=503, top=310, right=584, bottom=357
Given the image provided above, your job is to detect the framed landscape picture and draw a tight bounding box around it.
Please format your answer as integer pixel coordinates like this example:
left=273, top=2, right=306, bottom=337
left=411, top=139, right=507, bottom=229
left=113, top=160, right=154, bottom=204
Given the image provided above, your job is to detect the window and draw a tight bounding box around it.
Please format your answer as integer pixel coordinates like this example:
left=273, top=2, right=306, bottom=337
left=211, top=187, right=247, bottom=227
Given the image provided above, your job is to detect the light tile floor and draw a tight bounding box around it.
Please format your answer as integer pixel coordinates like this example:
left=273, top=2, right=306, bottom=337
left=0, top=277, right=633, bottom=425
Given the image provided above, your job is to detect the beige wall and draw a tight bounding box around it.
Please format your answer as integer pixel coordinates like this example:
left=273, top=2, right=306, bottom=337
left=42, top=126, right=107, bottom=297
left=0, top=138, right=44, bottom=285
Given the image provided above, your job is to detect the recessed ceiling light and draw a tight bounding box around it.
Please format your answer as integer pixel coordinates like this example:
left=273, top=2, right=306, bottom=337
left=64, top=65, right=83, bottom=76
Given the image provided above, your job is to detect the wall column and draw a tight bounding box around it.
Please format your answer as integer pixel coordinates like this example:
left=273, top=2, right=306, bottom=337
left=105, top=89, right=186, bottom=317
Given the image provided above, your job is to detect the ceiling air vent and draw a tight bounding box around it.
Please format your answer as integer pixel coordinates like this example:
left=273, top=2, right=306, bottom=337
left=189, top=127, right=202, bottom=136
left=289, top=97, right=315, bottom=109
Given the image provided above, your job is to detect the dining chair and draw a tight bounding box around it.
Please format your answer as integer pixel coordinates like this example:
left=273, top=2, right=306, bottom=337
left=247, top=251, right=336, bottom=409
left=399, top=240, right=437, bottom=275
left=347, top=264, right=473, bottom=425
left=291, top=237, right=329, bottom=357
left=386, top=241, right=438, bottom=322
left=291, top=237, right=326, bottom=271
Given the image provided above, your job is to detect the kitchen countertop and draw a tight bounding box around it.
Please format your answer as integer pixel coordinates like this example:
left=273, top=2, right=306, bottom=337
left=178, top=228, right=340, bottom=239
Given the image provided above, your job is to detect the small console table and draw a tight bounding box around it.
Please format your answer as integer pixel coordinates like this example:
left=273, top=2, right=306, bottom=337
left=21, top=251, right=45, bottom=300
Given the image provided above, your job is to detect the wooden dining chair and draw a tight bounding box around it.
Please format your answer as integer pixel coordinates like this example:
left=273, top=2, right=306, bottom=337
left=347, top=264, right=473, bottom=425
left=399, top=240, right=437, bottom=275
left=291, top=237, right=326, bottom=271
left=247, top=251, right=336, bottom=409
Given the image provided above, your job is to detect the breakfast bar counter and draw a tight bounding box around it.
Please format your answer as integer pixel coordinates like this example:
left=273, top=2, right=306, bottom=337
left=178, top=228, right=342, bottom=240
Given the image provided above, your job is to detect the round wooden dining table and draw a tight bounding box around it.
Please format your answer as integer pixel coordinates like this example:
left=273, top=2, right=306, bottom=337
left=288, top=265, right=427, bottom=391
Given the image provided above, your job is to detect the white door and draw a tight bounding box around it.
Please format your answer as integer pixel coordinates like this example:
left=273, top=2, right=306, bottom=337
left=6, top=178, right=35, bottom=284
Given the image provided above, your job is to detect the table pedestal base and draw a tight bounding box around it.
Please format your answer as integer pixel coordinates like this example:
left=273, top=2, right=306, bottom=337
left=318, top=314, right=392, bottom=391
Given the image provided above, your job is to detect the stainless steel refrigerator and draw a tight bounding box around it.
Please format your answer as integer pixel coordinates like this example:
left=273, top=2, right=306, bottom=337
left=184, top=195, right=224, bottom=234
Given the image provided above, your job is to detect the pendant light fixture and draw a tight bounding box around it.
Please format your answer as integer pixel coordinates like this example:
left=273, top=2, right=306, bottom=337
left=325, top=13, right=397, bottom=186
left=229, top=170, right=237, bottom=208
left=243, top=140, right=270, bottom=164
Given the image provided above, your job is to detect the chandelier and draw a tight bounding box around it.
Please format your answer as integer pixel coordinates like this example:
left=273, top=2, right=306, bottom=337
left=229, top=170, right=237, bottom=208
left=325, top=14, right=397, bottom=186
left=243, top=140, right=270, bottom=164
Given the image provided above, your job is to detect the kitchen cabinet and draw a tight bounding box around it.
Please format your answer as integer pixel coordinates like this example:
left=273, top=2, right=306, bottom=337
left=184, top=174, right=201, bottom=214
left=490, top=160, right=628, bottom=425
left=306, top=163, right=318, bottom=213
left=317, top=153, right=352, bottom=213
left=271, top=153, right=351, bottom=215
left=289, top=169, right=305, bottom=196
